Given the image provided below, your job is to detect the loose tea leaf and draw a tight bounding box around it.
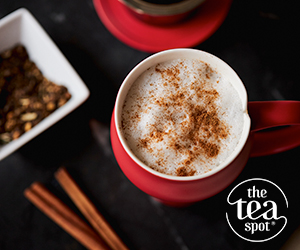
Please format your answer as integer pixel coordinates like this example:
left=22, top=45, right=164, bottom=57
left=0, top=45, right=71, bottom=144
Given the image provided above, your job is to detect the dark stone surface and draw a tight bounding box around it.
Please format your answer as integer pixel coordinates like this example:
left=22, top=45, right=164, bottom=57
left=0, top=0, right=299, bottom=249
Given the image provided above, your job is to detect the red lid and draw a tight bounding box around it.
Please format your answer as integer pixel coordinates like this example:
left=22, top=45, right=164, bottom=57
left=93, top=0, right=232, bottom=53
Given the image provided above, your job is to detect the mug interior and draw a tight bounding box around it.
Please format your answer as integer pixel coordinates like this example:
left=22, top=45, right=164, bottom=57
left=115, top=49, right=251, bottom=180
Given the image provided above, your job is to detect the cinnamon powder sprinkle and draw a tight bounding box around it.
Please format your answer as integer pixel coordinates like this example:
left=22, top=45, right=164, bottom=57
left=122, top=60, right=232, bottom=177
left=176, top=166, right=196, bottom=176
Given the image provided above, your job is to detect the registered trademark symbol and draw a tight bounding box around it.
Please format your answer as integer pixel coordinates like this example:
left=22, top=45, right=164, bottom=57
left=271, top=221, right=276, bottom=226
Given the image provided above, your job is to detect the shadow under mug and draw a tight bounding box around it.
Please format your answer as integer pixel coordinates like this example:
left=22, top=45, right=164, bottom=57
left=110, top=49, right=300, bottom=206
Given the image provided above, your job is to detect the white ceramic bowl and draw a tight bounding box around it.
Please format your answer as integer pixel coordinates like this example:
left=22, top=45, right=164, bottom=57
left=0, top=8, right=90, bottom=161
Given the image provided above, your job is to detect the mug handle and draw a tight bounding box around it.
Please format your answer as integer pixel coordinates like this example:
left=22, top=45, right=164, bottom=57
left=248, top=101, right=300, bottom=157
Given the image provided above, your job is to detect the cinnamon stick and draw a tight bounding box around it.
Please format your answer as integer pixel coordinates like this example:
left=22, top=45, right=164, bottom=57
left=55, top=167, right=129, bottom=250
left=24, top=182, right=109, bottom=250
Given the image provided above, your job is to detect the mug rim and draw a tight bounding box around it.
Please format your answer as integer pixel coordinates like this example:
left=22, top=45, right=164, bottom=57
left=120, top=0, right=206, bottom=16
left=114, top=48, right=251, bottom=181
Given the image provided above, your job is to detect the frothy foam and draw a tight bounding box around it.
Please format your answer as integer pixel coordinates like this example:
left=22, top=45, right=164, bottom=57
left=121, top=59, right=244, bottom=176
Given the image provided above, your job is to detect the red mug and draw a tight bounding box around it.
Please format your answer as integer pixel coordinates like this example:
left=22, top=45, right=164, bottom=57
left=110, top=49, right=300, bottom=206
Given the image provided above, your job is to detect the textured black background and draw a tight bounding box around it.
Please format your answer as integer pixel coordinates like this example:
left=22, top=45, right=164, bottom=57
left=0, top=0, right=299, bottom=249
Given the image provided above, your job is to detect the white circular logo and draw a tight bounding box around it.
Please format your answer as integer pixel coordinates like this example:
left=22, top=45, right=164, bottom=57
left=226, top=178, right=288, bottom=242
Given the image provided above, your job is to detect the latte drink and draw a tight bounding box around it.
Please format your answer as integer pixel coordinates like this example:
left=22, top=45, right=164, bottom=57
left=121, top=59, right=244, bottom=176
